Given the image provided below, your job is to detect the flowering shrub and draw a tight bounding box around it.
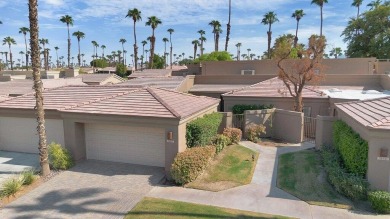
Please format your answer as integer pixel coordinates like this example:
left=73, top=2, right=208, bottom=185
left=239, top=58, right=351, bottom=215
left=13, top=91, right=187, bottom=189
left=223, top=128, right=242, bottom=144
left=246, top=124, right=266, bottom=142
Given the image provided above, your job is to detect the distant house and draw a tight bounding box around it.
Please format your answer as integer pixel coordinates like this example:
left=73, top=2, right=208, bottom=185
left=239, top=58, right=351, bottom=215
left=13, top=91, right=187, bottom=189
left=129, top=69, right=172, bottom=79
left=118, top=76, right=186, bottom=90
left=76, top=74, right=125, bottom=85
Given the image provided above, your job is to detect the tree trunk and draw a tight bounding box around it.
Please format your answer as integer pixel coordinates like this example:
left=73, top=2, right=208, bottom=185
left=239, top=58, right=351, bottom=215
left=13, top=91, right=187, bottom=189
left=67, top=25, right=71, bottom=68
left=193, top=44, right=197, bottom=60
left=215, top=32, right=219, bottom=52
left=294, top=20, right=299, bottom=48
left=200, top=41, right=203, bottom=56
left=150, top=30, right=155, bottom=69
left=238, top=48, right=240, bottom=61
left=77, top=40, right=81, bottom=67
left=10, top=51, right=13, bottom=70
left=133, top=21, right=138, bottom=71
left=225, top=0, right=231, bottom=52
left=320, top=6, right=323, bottom=37
left=267, top=31, right=272, bottom=59
left=294, top=93, right=303, bottom=112
left=29, top=0, right=50, bottom=177
left=24, top=35, right=29, bottom=70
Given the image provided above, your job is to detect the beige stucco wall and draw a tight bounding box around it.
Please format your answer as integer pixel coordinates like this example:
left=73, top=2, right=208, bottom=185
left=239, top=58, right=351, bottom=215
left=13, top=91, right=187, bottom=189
left=315, top=116, right=336, bottom=149
left=176, top=75, right=195, bottom=92
left=201, top=58, right=377, bottom=76
left=380, top=75, right=390, bottom=90
left=194, top=75, right=275, bottom=85
left=377, top=61, right=390, bottom=75
left=244, top=109, right=275, bottom=138
left=314, top=74, right=382, bottom=87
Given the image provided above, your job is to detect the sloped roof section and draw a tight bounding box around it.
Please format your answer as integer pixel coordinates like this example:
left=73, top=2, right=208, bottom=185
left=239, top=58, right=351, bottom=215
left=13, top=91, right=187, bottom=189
left=336, top=97, right=390, bottom=130
left=223, top=77, right=327, bottom=98
left=118, top=76, right=185, bottom=90
left=77, top=74, right=125, bottom=84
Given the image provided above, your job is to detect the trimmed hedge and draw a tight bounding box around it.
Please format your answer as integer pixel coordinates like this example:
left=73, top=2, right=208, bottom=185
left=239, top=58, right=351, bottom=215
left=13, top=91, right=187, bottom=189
left=171, top=146, right=215, bottom=185
left=333, top=120, right=368, bottom=177
left=223, top=128, right=242, bottom=144
left=246, top=124, right=266, bottom=142
left=321, top=146, right=369, bottom=201
left=232, top=104, right=274, bottom=115
left=368, top=190, right=390, bottom=214
left=186, top=113, right=223, bottom=148
left=48, top=142, right=74, bottom=170
left=212, top=134, right=230, bottom=154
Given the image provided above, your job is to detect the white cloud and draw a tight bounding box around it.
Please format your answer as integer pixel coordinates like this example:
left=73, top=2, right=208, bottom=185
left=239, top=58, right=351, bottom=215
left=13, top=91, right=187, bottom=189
left=43, top=0, right=65, bottom=6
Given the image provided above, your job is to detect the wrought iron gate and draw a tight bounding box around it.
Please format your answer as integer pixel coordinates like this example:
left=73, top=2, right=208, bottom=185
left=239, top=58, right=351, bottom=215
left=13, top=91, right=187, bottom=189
left=232, top=114, right=245, bottom=132
left=304, top=116, right=316, bottom=143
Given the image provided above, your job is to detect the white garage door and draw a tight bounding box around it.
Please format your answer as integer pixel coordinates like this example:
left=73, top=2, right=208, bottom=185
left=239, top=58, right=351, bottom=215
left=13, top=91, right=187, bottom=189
left=0, top=117, right=65, bottom=154
left=85, top=123, right=165, bottom=167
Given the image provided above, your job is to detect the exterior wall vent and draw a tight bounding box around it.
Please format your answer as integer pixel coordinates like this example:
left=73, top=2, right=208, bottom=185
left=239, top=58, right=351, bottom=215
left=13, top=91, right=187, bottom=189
left=241, top=70, right=255, bottom=75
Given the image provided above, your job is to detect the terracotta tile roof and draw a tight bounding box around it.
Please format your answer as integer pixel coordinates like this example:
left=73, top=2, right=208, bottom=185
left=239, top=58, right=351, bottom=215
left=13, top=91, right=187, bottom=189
left=336, top=97, right=390, bottom=130
left=118, top=76, right=185, bottom=90
left=0, top=78, right=86, bottom=96
left=76, top=74, right=125, bottom=84
left=0, top=86, right=220, bottom=119
left=223, top=77, right=327, bottom=98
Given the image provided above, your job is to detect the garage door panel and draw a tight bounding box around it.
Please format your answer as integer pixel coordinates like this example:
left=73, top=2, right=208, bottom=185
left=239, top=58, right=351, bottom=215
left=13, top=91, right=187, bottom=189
left=0, top=117, right=65, bottom=154
left=85, top=124, right=165, bottom=167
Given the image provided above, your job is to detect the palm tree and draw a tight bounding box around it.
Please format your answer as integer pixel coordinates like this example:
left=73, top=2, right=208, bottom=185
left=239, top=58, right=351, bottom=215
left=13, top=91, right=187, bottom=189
left=126, top=8, right=142, bottom=71
left=141, top=40, right=147, bottom=70
left=29, top=0, right=50, bottom=177
left=198, top=30, right=206, bottom=56
left=311, top=0, right=328, bottom=37
left=123, top=50, right=127, bottom=66
left=91, top=41, right=98, bottom=70
left=262, top=11, right=279, bottom=59
left=225, top=0, right=232, bottom=51
left=3, top=37, right=16, bottom=70
left=19, top=51, right=24, bottom=67
left=352, top=0, right=364, bottom=18
left=192, top=40, right=199, bottom=60
left=72, top=31, right=85, bottom=67
left=59, top=15, right=73, bottom=68
left=162, top=37, right=169, bottom=68
left=19, top=27, right=30, bottom=70
left=117, top=50, right=122, bottom=64
left=119, top=38, right=127, bottom=64
left=39, top=38, right=49, bottom=70
left=209, top=20, right=222, bottom=52
left=292, top=10, right=305, bottom=48
left=367, top=0, right=382, bottom=10
left=330, top=47, right=342, bottom=59
left=247, top=48, right=251, bottom=58
left=146, top=16, right=162, bottom=68
left=81, top=53, right=85, bottom=66
left=54, top=46, right=59, bottom=68
left=167, top=28, right=174, bottom=69
left=235, top=43, right=241, bottom=61
left=101, top=45, right=106, bottom=58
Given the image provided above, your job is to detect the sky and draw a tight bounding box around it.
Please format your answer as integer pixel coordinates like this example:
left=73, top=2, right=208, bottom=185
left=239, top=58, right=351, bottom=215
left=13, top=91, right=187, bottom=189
left=0, top=0, right=372, bottom=64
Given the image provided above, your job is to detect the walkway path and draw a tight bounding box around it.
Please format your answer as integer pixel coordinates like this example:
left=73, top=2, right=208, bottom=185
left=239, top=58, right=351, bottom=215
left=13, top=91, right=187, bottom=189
left=148, top=141, right=386, bottom=219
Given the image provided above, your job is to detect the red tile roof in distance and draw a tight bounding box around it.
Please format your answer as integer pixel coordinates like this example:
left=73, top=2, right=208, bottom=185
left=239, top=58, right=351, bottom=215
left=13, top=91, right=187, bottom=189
left=336, top=96, right=390, bottom=130
left=223, top=77, right=327, bottom=98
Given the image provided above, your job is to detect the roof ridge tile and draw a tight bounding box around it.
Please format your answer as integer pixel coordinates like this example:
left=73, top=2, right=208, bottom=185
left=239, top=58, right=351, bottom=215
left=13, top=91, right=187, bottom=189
left=146, top=87, right=181, bottom=119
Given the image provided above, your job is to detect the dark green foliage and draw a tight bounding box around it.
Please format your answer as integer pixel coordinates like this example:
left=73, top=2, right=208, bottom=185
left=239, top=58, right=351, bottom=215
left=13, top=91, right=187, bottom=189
left=171, top=146, right=215, bottom=185
left=333, top=120, right=368, bottom=177
left=21, top=169, right=36, bottom=185
left=90, top=59, right=108, bottom=68
left=48, top=142, right=74, bottom=170
left=151, top=54, right=165, bottom=69
left=321, top=146, right=369, bottom=201
left=115, top=63, right=128, bottom=77
left=193, top=51, right=233, bottom=64
left=212, top=134, right=230, bottom=154
left=186, top=113, right=223, bottom=148
left=232, top=104, right=274, bottom=115
left=368, top=190, right=390, bottom=214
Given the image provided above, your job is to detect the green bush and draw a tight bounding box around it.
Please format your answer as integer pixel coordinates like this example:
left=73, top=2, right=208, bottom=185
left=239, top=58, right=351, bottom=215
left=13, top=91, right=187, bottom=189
left=0, top=177, right=23, bottom=198
left=246, top=124, right=267, bottom=142
left=193, top=51, right=233, bottom=64
left=212, top=134, right=230, bottom=154
left=333, top=120, right=368, bottom=177
left=368, top=191, right=390, bottom=213
left=115, top=63, right=128, bottom=77
left=90, top=59, right=108, bottom=68
left=186, top=113, right=223, bottom=148
left=48, top=142, right=74, bottom=170
left=322, top=147, right=369, bottom=201
left=232, top=104, right=274, bottom=115
left=223, top=128, right=242, bottom=144
left=171, top=146, right=215, bottom=185
left=21, top=169, right=36, bottom=186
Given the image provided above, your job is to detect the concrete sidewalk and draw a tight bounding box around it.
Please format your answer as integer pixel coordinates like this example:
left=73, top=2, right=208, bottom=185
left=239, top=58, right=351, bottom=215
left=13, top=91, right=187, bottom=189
left=148, top=141, right=386, bottom=219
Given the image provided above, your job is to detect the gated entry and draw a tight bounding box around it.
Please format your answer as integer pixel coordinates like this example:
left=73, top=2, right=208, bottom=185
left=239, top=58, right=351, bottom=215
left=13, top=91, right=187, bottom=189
left=232, top=114, right=245, bottom=132
left=304, top=116, right=316, bottom=143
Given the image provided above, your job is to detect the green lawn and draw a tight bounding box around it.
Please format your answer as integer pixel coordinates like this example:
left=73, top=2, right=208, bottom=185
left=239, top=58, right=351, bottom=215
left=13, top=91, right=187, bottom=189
left=277, top=149, right=353, bottom=209
left=186, top=144, right=259, bottom=191
left=125, top=197, right=292, bottom=219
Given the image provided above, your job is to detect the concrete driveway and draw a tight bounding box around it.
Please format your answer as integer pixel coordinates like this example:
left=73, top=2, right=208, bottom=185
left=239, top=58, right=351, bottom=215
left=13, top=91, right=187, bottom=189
left=0, top=160, right=165, bottom=219
left=0, top=151, right=39, bottom=184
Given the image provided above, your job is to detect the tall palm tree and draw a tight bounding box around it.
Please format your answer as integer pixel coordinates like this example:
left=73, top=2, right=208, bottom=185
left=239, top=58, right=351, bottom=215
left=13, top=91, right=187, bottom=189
left=19, top=51, right=24, bottom=67
left=81, top=53, right=85, bottom=66
left=235, top=43, right=242, bottom=61
left=119, top=38, right=127, bottom=64
left=209, top=20, right=222, bottom=52
left=162, top=37, right=169, bottom=68
left=101, top=45, right=106, bottom=58
left=72, top=31, right=85, bottom=67
left=91, top=41, right=98, bottom=70
left=117, top=50, right=122, bottom=64
left=54, top=46, right=59, bottom=68
left=330, top=47, right=342, bottom=59
left=292, top=10, right=305, bottom=48
left=311, top=0, right=328, bottom=37
left=146, top=16, right=162, bottom=69
left=4, top=51, right=8, bottom=69
left=145, top=49, right=149, bottom=64
left=352, top=0, right=364, bottom=18
left=198, top=30, right=206, bottom=56
left=29, top=0, right=50, bottom=177
left=262, top=11, right=279, bottom=59
left=192, top=40, right=199, bottom=60
left=225, top=0, right=232, bottom=51
left=19, top=27, right=30, bottom=70
left=126, top=8, right=142, bottom=71
left=141, top=40, right=147, bottom=70
left=3, top=37, right=16, bottom=70
left=367, top=0, right=382, bottom=10
left=167, top=28, right=174, bottom=69
left=247, top=48, right=251, bottom=58
left=59, top=15, right=73, bottom=68
left=123, top=50, right=127, bottom=66
left=39, top=38, right=49, bottom=70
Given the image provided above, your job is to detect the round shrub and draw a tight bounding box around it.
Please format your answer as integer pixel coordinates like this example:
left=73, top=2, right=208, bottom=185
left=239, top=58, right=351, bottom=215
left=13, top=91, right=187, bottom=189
left=223, top=128, right=242, bottom=144
left=21, top=169, right=36, bottom=186
left=48, top=142, right=74, bottom=170
left=212, top=134, right=230, bottom=154
left=186, top=113, right=223, bottom=148
left=171, top=146, right=215, bottom=185
left=246, top=124, right=266, bottom=142
left=368, top=191, right=390, bottom=214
